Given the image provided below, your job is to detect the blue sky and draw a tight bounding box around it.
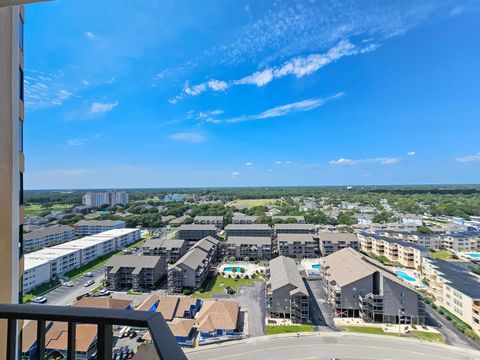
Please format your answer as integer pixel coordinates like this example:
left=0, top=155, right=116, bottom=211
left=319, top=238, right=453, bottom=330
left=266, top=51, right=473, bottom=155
left=24, top=0, right=480, bottom=189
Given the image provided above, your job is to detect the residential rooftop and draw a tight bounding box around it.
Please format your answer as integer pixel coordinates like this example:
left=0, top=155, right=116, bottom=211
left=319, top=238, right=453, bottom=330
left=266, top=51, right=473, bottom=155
left=267, top=256, right=308, bottom=295
left=23, top=225, right=74, bottom=240
left=226, top=236, right=272, bottom=245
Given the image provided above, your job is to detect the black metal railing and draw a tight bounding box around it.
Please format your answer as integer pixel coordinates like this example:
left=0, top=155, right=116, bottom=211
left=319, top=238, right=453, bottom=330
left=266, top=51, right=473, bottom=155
left=0, top=303, right=187, bottom=360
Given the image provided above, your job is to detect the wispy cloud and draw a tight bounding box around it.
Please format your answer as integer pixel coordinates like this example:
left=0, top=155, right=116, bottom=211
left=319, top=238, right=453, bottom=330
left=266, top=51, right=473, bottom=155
left=245, top=162, right=254, bottom=166
left=406, top=151, right=416, bottom=156
left=67, top=139, right=85, bottom=147
left=330, top=157, right=399, bottom=166
left=24, top=70, right=72, bottom=110
left=231, top=171, right=240, bottom=177
left=84, top=31, right=99, bottom=40
left=456, top=152, right=480, bottom=162
left=90, top=100, right=119, bottom=114
left=170, top=132, right=207, bottom=143
left=224, top=93, right=344, bottom=123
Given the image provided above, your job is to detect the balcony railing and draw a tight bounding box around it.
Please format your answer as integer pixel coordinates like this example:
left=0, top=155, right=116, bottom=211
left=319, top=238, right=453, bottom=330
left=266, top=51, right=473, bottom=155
left=0, top=303, right=187, bottom=360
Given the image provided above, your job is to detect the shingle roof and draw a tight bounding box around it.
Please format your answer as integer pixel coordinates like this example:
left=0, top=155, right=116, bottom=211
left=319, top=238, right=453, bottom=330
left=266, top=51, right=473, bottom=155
left=106, top=254, right=162, bottom=269
left=45, top=322, right=97, bottom=352
left=75, top=219, right=123, bottom=226
left=24, top=225, right=74, bottom=240
left=277, top=233, right=315, bottom=243
left=225, top=224, right=271, bottom=230
left=168, top=318, right=195, bottom=337
left=143, top=238, right=186, bottom=250
left=267, top=256, right=308, bottom=295
left=318, top=232, right=358, bottom=243
left=178, top=224, right=216, bottom=231
left=274, top=224, right=315, bottom=230
left=72, top=297, right=132, bottom=310
left=174, top=248, right=207, bottom=270
left=227, top=236, right=272, bottom=245
left=195, top=300, right=239, bottom=332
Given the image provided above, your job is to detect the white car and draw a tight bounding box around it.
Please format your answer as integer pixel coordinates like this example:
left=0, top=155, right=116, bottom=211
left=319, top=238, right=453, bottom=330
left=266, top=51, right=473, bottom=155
left=63, top=281, right=74, bottom=287
left=83, top=272, right=93, bottom=277
left=84, top=280, right=95, bottom=287
left=32, top=296, right=47, bottom=304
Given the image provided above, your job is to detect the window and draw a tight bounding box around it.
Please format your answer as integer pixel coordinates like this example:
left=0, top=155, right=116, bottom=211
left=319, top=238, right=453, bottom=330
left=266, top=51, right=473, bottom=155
left=19, top=119, right=23, bottom=152
left=19, top=16, right=24, bottom=51
left=19, top=172, right=24, bottom=205
left=19, top=67, right=24, bottom=101
left=19, top=225, right=23, bottom=258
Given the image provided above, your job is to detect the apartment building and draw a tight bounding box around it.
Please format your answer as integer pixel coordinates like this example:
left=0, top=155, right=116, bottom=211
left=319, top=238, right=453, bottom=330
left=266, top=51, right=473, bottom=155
left=23, top=225, right=75, bottom=252
left=176, top=224, right=217, bottom=243
left=105, top=255, right=165, bottom=292
left=226, top=236, right=272, bottom=260
left=422, top=258, right=480, bottom=336
left=274, top=223, right=316, bottom=235
left=272, top=216, right=306, bottom=223
left=266, top=256, right=309, bottom=323
left=440, top=232, right=480, bottom=253
left=89, top=228, right=141, bottom=248
left=82, top=190, right=129, bottom=207
left=168, top=236, right=219, bottom=293
left=277, top=233, right=318, bottom=259
left=225, top=224, right=272, bottom=238
left=74, top=219, right=126, bottom=236
left=232, top=214, right=259, bottom=224
left=358, top=231, right=428, bottom=269
left=142, top=238, right=188, bottom=263
left=193, top=216, right=224, bottom=228
left=0, top=5, right=25, bottom=356
left=318, top=232, right=359, bottom=256
left=400, top=214, right=424, bottom=226
left=376, top=230, right=441, bottom=250
left=321, top=248, right=425, bottom=324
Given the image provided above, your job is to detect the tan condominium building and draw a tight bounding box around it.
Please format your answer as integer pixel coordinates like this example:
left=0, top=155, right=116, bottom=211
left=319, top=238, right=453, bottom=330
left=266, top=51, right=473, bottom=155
left=0, top=3, right=25, bottom=357
left=375, top=229, right=442, bottom=250
left=226, top=236, right=272, bottom=260
left=277, top=233, right=318, bottom=259
left=439, top=232, right=480, bottom=253
left=422, top=258, right=480, bottom=336
left=321, top=248, right=425, bottom=324
left=266, top=256, right=309, bottom=324
left=23, top=225, right=75, bottom=252
left=358, top=231, right=428, bottom=269
left=318, top=232, right=359, bottom=256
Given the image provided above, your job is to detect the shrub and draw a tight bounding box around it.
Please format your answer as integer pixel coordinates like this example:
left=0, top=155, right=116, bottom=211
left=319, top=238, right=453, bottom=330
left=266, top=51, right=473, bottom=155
left=199, top=288, right=205, bottom=293
left=453, top=322, right=466, bottom=333
left=446, top=316, right=452, bottom=321
left=244, top=275, right=249, bottom=279
left=464, top=329, right=480, bottom=342
left=411, top=324, right=417, bottom=330
left=424, top=298, right=431, bottom=305
left=432, top=304, right=438, bottom=310
left=438, top=309, right=444, bottom=315
left=236, top=275, right=240, bottom=279
left=182, top=289, right=192, bottom=296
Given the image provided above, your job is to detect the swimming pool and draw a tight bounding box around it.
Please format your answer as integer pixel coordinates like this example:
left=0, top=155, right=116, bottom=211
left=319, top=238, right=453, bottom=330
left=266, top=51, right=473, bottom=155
left=312, top=264, right=321, bottom=269
left=467, top=253, right=480, bottom=258
left=396, top=271, right=416, bottom=282
left=223, top=267, right=245, bottom=273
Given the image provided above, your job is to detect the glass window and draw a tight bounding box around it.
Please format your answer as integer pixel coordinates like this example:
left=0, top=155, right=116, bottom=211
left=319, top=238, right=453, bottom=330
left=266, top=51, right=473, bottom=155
left=19, top=172, right=24, bottom=205
left=19, top=119, right=23, bottom=152
left=19, top=67, right=24, bottom=101
left=19, top=16, right=24, bottom=50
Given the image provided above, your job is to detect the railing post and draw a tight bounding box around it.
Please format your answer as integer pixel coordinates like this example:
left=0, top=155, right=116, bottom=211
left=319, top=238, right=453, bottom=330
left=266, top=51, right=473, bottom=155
left=67, top=322, right=76, bottom=360
left=97, top=323, right=112, bottom=360
left=36, top=320, right=46, bottom=360
left=6, top=318, right=17, bottom=360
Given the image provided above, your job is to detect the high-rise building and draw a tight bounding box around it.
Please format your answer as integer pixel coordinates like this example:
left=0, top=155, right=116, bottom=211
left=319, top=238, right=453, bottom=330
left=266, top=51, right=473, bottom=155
left=0, top=3, right=25, bottom=357
left=82, top=190, right=129, bottom=207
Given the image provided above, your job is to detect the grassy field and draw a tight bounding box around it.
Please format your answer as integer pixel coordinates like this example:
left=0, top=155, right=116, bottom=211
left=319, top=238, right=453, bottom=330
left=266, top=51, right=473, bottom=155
left=266, top=325, right=314, bottom=335
left=227, top=199, right=281, bottom=208
left=191, top=275, right=259, bottom=298
left=429, top=250, right=454, bottom=260
left=340, top=326, right=445, bottom=343
left=24, top=203, right=74, bottom=216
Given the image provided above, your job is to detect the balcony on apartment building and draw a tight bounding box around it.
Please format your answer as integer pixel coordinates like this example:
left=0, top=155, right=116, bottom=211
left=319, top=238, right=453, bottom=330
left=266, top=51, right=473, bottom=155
left=0, top=303, right=186, bottom=360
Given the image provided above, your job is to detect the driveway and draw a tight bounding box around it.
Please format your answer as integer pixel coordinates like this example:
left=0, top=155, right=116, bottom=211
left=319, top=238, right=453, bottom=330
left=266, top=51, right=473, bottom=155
left=306, top=279, right=337, bottom=330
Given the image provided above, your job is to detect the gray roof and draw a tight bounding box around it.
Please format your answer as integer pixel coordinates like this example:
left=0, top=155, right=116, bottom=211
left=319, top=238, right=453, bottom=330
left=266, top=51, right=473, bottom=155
left=227, top=236, right=272, bottom=245
left=318, top=232, right=358, bottom=243
left=75, top=220, right=123, bottom=226
left=232, top=214, right=258, bottom=220
left=23, top=225, right=74, bottom=240
left=174, top=248, right=208, bottom=270
left=193, top=216, right=224, bottom=221
left=225, top=224, right=271, bottom=230
left=143, top=238, right=186, bottom=250
left=106, top=255, right=162, bottom=272
left=190, top=236, right=219, bottom=252
left=427, top=258, right=480, bottom=298
left=277, top=233, right=315, bottom=244
left=274, top=223, right=315, bottom=230
left=267, top=256, right=308, bottom=296
left=272, top=216, right=305, bottom=222
left=177, top=224, right=217, bottom=231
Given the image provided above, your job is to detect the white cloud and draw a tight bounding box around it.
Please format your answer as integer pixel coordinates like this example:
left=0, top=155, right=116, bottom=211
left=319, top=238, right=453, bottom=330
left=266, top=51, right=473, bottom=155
left=450, top=6, right=465, bottom=16
left=330, top=157, right=399, bottom=166
left=170, top=132, right=207, bottom=143
left=275, top=161, right=282, bottom=165
left=210, top=109, right=224, bottom=115
left=231, top=171, right=240, bottom=177
left=85, top=31, right=98, bottom=40
left=82, top=80, right=90, bottom=85
left=90, top=100, right=119, bottom=114
left=67, top=139, right=85, bottom=147
left=406, top=151, right=416, bottom=156
left=245, top=162, right=254, bottom=166
left=235, top=68, right=274, bottom=87
left=374, top=157, right=399, bottom=165
left=330, top=158, right=360, bottom=166
left=24, top=70, right=73, bottom=110
left=207, top=79, right=229, bottom=91
left=225, top=93, right=344, bottom=123
left=456, top=152, right=480, bottom=162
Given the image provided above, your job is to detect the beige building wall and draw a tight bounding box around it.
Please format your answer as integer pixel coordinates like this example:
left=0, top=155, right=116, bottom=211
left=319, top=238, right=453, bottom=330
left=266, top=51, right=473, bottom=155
left=0, top=4, right=24, bottom=358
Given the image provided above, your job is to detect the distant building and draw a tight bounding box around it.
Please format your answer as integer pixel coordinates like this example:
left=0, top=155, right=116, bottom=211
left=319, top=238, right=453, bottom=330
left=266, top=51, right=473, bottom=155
left=82, top=190, right=129, bottom=207
left=193, top=216, right=224, bottom=228
left=168, top=236, right=219, bottom=293
left=105, top=255, right=165, bottom=292
left=74, top=219, right=125, bottom=236
left=277, top=233, right=318, bottom=259
left=232, top=214, right=259, bottom=224
left=23, top=225, right=75, bottom=252
left=266, top=256, right=309, bottom=324
left=226, top=236, right=272, bottom=260
left=440, top=232, right=480, bottom=252
left=274, top=223, right=316, bottom=235
left=318, top=232, right=359, bottom=256
left=400, top=214, right=424, bottom=226
left=142, top=238, right=188, bottom=263
left=375, top=230, right=441, bottom=250
left=272, top=216, right=306, bottom=223
left=225, top=224, right=272, bottom=238
left=176, top=224, right=217, bottom=245
left=320, top=248, right=425, bottom=324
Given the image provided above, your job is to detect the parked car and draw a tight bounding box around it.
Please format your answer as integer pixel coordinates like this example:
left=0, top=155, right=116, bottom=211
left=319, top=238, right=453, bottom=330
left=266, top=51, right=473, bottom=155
left=84, top=280, right=94, bottom=287
left=83, top=272, right=93, bottom=277
left=31, top=296, right=47, bottom=304
left=129, top=331, right=137, bottom=339
left=63, top=281, right=74, bottom=287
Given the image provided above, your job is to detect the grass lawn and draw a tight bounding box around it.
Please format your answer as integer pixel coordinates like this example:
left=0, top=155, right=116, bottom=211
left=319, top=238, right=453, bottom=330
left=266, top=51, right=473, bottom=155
left=340, top=326, right=445, bottom=343
left=429, top=250, right=454, bottom=260
left=23, top=280, right=61, bottom=303
left=191, top=275, right=259, bottom=298
left=227, top=199, right=281, bottom=208
left=266, top=325, right=314, bottom=335
left=24, top=203, right=73, bottom=216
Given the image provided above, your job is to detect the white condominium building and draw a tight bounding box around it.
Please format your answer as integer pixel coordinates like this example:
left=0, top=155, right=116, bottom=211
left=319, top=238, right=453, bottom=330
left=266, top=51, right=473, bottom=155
left=82, top=190, right=129, bottom=207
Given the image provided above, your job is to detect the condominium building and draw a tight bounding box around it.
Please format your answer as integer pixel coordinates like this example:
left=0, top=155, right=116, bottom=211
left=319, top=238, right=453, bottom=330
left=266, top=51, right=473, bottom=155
left=232, top=214, right=258, bottom=224
left=422, top=258, right=480, bottom=336
left=82, top=190, right=129, bottom=207
left=226, top=236, right=272, bottom=260
left=277, top=233, right=318, bottom=259
left=274, top=223, right=316, bottom=235
left=176, top=224, right=217, bottom=243
left=376, top=230, right=441, bottom=250
left=89, top=228, right=141, bottom=249
left=440, top=232, right=480, bottom=253
left=318, top=232, right=359, bottom=256
left=358, top=231, right=428, bottom=269
left=142, top=238, right=188, bottom=263
left=0, top=5, right=25, bottom=356
left=272, top=216, right=306, bottom=223
left=168, top=236, right=219, bottom=293
left=266, top=256, right=309, bottom=323
left=321, top=248, right=425, bottom=324
left=74, top=219, right=126, bottom=236
left=23, top=225, right=75, bottom=252
left=225, top=224, right=272, bottom=238
left=105, top=255, right=165, bottom=292
left=193, top=216, right=224, bottom=228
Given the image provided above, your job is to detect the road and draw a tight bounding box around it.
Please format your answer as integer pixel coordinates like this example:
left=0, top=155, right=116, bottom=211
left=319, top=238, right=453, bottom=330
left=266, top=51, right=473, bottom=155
left=186, top=332, right=480, bottom=360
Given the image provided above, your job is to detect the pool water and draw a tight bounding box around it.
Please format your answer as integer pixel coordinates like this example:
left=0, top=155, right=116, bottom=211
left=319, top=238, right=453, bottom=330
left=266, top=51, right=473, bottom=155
left=223, top=267, right=245, bottom=273
left=312, top=264, right=321, bottom=269
left=396, top=271, right=416, bottom=282
left=467, top=253, right=480, bottom=258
